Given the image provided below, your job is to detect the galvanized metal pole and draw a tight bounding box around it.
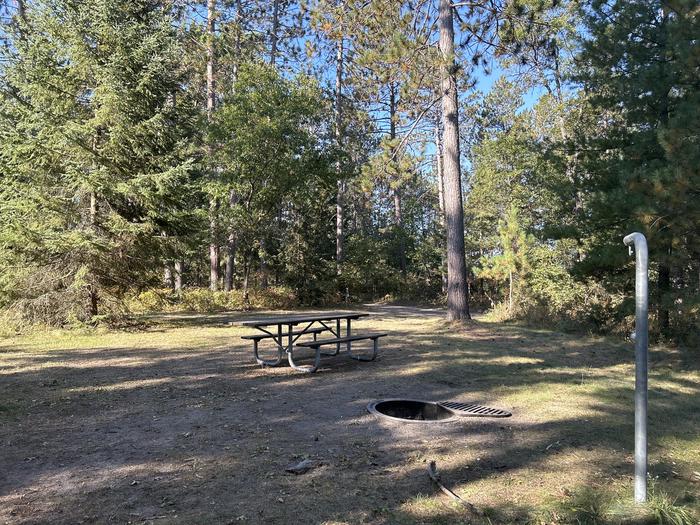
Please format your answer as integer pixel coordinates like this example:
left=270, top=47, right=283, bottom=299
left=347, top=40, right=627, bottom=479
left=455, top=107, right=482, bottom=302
left=623, top=232, right=648, bottom=503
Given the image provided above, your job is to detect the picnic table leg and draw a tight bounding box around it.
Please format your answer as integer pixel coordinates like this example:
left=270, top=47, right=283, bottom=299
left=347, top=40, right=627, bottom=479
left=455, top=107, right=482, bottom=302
left=346, top=318, right=352, bottom=354
left=321, top=319, right=340, bottom=356
left=348, top=336, right=378, bottom=362
left=252, top=334, right=284, bottom=367
left=336, top=319, right=341, bottom=355
left=287, top=323, right=320, bottom=373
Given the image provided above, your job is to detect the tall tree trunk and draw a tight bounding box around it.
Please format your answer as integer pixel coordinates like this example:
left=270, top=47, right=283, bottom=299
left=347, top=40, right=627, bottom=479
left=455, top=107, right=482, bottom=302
left=389, top=82, right=406, bottom=274
left=270, top=0, right=280, bottom=66
left=224, top=235, right=236, bottom=291
left=435, top=116, right=447, bottom=294
left=161, top=231, right=173, bottom=289
left=207, top=0, right=219, bottom=291
left=224, top=192, right=238, bottom=293
left=164, top=265, right=173, bottom=288
left=257, top=0, right=278, bottom=286
left=209, top=205, right=219, bottom=290
left=439, top=0, right=470, bottom=321
left=224, top=1, right=243, bottom=293
left=259, top=239, right=268, bottom=289
left=174, top=261, right=183, bottom=292
left=88, top=191, right=99, bottom=317
left=243, top=254, right=251, bottom=308
left=335, top=34, right=344, bottom=275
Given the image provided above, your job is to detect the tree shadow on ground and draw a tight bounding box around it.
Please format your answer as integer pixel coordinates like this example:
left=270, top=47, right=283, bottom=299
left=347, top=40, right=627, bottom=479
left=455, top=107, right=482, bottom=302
left=0, top=308, right=697, bottom=524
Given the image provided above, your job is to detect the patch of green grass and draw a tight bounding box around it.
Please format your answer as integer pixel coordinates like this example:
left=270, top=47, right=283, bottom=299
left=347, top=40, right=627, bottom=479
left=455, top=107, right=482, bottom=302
left=532, top=484, right=697, bottom=525
left=391, top=493, right=474, bottom=524
left=646, top=484, right=697, bottom=525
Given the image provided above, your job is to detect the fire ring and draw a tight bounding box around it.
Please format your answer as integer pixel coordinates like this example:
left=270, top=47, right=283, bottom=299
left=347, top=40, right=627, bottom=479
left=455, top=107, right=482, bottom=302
left=367, top=399, right=459, bottom=423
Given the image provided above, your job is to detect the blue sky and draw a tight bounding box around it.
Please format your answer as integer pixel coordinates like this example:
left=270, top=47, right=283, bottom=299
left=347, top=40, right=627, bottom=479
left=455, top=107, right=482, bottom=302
left=474, top=61, right=543, bottom=110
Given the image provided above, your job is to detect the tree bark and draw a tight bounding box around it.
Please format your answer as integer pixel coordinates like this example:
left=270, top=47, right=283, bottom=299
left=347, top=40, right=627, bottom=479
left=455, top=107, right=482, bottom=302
left=88, top=191, right=99, bottom=317
left=439, top=0, right=470, bottom=321
left=209, top=202, right=219, bottom=291
left=270, top=0, right=280, bottom=66
left=243, top=254, right=251, bottom=307
left=207, top=0, right=219, bottom=291
left=335, top=34, right=344, bottom=274
left=206, top=0, right=216, bottom=121
left=259, top=239, right=268, bottom=289
left=174, top=261, right=183, bottom=292
left=224, top=235, right=236, bottom=291
left=435, top=116, right=447, bottom=294
left=389, top=82, right=406, bottom=274
left=164, top=265, right=173, bottom=288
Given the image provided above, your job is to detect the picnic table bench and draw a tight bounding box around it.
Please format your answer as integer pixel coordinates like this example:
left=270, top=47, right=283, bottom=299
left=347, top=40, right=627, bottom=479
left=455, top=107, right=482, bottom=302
left=241, top=312, right=386, bottom=373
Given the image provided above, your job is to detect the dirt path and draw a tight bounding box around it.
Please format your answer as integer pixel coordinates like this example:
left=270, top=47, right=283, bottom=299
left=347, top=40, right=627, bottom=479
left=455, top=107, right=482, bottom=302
left=1, top=306, right=698, bottom=524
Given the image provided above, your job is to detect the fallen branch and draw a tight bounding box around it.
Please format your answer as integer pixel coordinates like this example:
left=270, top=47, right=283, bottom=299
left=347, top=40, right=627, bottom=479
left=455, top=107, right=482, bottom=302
left=427, top=460, right=483, bottom=516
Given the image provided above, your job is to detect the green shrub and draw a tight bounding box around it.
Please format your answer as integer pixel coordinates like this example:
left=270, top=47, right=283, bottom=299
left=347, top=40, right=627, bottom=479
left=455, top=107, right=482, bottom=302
left=127, top=286, right=298, bottom=314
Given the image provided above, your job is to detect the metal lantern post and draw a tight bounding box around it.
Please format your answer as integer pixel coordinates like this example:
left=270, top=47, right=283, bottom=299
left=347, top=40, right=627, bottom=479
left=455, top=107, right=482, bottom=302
left=623, top=232, right=648, bottom=503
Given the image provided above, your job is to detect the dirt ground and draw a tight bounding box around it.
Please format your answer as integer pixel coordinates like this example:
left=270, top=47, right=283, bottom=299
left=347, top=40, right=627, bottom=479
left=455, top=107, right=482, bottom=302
left=1, top=305, right=698, bottom=524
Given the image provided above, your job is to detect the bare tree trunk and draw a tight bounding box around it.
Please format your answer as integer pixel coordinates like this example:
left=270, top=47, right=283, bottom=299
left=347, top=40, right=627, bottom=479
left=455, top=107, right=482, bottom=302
left=394, top=190, right=406, bottom=274
left=206, top=0, right=216, bottom=137
left=393, top=191, right=402, bottom=225
left=435, top=116, right=447, bottom=294
left=388, top=82, right=406, bottom=274
left=207, top=0, right=219, bottom=291
left=439, top=0, right=470, bottom=321
left=259, top=239, right=268, bottom=289
left=224, top=1, right=244, bottom=292
left=224, top=235, right=236, bottom=291
left=87, top=191, right=99, bottom=317
left=270, top=0, right=280, bottom=66
left=164, top=265, right=173, bottom=288
left=209, top=204, right=219, bottom=291
left=88, top=190, right=99, bottom=316
left=174, top=261, right=183, bottom=292
left=161, top=231, right=173, bottom=289
left=335, top=34, right=344, bottom=275
left=243, top=254, right=251, bottom=308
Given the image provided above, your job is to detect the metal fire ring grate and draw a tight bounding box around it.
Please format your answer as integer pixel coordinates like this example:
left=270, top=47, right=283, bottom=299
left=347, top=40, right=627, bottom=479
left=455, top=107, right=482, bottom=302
left=438, top=401, right=512, bottom=418
left=367, top=399, right=458, bottom=423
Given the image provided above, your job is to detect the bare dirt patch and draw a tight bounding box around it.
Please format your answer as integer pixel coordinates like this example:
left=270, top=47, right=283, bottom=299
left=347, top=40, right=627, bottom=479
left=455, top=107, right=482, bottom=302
left=1, top=306, right=698, bottom=524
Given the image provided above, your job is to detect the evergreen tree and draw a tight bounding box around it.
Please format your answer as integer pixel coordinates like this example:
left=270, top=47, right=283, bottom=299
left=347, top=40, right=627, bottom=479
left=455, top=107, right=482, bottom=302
left=576, top=0, right=700, bottom=338
left=0, top=0, right=198, bottom=325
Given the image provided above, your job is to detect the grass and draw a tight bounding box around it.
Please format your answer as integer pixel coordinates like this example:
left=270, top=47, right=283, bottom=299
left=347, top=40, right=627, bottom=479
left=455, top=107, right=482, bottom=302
left=0, top=306, right=698, bottom=524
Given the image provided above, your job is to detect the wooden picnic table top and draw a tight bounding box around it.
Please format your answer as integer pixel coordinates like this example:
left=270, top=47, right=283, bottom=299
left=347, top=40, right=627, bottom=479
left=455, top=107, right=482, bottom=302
left=241, top=311, right=369, bottom=327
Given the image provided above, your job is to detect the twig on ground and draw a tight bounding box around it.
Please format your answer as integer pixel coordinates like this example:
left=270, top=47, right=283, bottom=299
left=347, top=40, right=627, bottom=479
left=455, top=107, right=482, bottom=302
left=427, top=460, right=483, bottom=516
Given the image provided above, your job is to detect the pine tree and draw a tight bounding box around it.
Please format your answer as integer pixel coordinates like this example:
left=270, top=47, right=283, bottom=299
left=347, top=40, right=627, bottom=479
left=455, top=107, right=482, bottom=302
left=576, top=0, right=700, bottom=338
left=0, top=0, right=197, bottom=325
left=439, top=0, right=471, bottom=320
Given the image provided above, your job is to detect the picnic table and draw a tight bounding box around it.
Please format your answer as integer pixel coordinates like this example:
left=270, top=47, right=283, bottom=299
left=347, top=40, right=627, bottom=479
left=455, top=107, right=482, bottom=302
left=241, top=312, right=386, bottom=373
